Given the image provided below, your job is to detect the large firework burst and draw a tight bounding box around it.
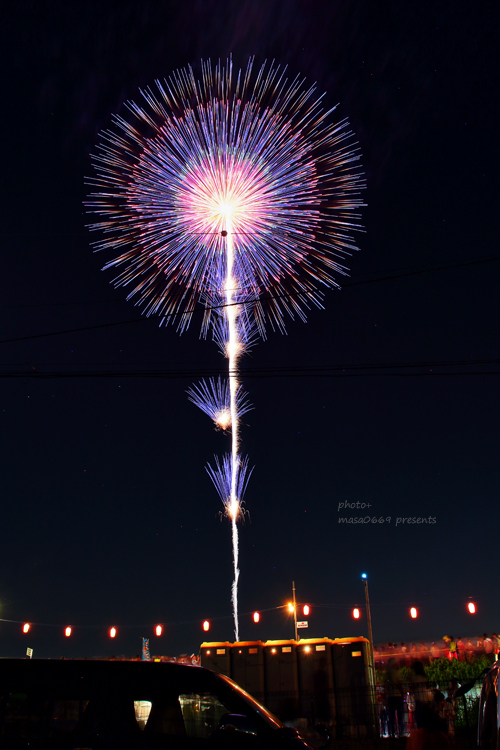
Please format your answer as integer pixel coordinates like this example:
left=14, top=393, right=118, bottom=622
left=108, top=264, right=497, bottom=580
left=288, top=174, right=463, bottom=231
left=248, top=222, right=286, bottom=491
left=87, top=57, right=365, bottom=640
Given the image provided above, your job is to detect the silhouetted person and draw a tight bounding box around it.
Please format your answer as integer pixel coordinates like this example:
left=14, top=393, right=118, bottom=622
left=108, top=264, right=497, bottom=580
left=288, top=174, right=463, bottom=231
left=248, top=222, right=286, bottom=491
left=385, top=658, right=405, bottom=737
left=408, top=703, right=452, bottom=750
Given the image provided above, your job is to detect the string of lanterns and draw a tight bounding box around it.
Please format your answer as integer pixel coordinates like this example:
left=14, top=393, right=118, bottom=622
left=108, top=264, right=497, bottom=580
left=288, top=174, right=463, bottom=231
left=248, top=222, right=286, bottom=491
left=11, top=600, right=478, bottom=639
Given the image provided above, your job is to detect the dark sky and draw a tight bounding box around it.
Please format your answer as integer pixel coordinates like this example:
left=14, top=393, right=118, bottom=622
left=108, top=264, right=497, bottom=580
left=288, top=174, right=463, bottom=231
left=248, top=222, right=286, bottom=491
left=2, top=1, right=498, bottom=659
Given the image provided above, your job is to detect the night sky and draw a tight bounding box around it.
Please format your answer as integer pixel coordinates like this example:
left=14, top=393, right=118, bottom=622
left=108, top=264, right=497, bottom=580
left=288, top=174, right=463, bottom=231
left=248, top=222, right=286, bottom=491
left=2, top=1, right=498, bottom=659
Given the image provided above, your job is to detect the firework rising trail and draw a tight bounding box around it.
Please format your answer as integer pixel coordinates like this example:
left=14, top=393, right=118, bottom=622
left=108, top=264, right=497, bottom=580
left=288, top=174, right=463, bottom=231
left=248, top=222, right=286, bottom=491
left=86, top=57, right=365, bottom=640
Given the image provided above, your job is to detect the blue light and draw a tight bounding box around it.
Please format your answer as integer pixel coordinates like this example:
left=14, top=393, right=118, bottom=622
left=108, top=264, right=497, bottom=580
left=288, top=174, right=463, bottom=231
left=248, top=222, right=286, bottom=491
left=361, top=573, right=367, bottom=579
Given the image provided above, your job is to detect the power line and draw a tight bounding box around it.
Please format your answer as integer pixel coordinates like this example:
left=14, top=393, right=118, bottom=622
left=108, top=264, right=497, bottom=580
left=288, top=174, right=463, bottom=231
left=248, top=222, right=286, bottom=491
left=0, top=358, right=497, bottom=380
left=0, top=256, right=497, bottom=346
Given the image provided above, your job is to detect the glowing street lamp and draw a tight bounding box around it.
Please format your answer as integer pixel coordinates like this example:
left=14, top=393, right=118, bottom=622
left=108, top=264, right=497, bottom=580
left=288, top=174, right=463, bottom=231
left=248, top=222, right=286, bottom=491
left=291, top=582, right=298, bottom=640
left=361, top=573, right=376, bottom=686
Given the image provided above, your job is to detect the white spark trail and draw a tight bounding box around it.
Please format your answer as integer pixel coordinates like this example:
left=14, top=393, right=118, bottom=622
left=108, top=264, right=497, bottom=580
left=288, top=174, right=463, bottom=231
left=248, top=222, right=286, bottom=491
left=224, top=216, right=241, bottom=641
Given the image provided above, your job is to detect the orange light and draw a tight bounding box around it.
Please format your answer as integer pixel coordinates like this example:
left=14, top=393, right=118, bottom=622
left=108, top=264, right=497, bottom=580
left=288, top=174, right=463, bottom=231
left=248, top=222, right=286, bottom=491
left=155, top=625, right=163, bottom=636
left=271, top=648, right=276, bottom=653
left=203, top=620, right=210, bottom=632
left=467, top=602, right=476, bottom=614
left=109, top=627, right=117, bottom=638
left=287, top=602, right=295, bottom=613
left=410, top=607, right=418, bottom=619
left=305, top=645, right=311, bottom=652
left=22, top=623, right=30, bottom=634
left=303, top=604, right=310, bottom=617
left=352, top=608, right=360, bottom=619
left=253, top=612, right=260, bottom=623
left=64, top=626, right=72, bottom=637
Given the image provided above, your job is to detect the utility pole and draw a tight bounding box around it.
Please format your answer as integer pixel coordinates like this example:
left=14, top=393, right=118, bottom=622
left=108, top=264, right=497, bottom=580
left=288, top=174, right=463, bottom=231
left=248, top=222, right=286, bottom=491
left=292, top=580, right=298, bottom=641
left=361, top=573, right=376, bottom=687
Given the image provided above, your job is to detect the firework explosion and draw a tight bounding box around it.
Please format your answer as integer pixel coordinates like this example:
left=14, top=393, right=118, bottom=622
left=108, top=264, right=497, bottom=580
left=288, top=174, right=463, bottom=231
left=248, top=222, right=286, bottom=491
left=87, top=58, right=365, bottom=640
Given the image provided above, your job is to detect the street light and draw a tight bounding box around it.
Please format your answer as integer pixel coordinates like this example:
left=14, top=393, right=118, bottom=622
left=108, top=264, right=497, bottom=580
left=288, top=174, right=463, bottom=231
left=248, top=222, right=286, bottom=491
left=361, top=574, right=376, bottom=687
left=291, top=581, right=298, bottom=640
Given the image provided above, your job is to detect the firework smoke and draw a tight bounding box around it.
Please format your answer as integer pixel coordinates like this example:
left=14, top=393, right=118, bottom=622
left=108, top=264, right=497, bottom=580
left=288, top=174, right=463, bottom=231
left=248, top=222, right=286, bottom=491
left=87, top=57, right=364, bottom=640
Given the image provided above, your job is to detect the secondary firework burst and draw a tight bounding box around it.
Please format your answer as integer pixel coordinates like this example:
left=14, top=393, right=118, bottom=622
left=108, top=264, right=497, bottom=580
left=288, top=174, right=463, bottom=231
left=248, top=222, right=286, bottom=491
left=86, top=57, right=365, bottom=641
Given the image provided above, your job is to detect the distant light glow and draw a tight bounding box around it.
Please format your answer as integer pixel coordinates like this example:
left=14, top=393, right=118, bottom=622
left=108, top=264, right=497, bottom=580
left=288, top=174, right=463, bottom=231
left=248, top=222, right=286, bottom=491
left=253, top=612, right=260, bottom=623
left=410, top=607, right=418, bottom=619
left=155, top=625, right=163, bottom=636
left=467, top=601, right=476, bottom=614
left=361, top=573, right=367, bottom=580
left=22, top=623, right=30, bottom=634
left=203, top=620, right=210, bottom=632
left=303, top=604, right=310, bottom=616
left=288, top=602, right=295, bottom=613
left=353, top=607, right=361, bottom=619
left=305, top=646, right=311, bottom=653
left=109, top=627, right=117, bottom=638
left=64, top=626, right=72, bottom=637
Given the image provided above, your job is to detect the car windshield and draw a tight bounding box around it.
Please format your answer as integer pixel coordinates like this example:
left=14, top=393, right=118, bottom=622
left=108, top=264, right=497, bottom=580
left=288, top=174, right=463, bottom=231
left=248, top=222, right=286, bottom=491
left=215, top=673, right=283, bottom=730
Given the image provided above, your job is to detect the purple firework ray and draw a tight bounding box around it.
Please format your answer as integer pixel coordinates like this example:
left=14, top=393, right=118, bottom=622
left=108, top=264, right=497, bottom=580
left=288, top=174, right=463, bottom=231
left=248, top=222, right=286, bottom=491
left=86, top=57, right=365, bottom=640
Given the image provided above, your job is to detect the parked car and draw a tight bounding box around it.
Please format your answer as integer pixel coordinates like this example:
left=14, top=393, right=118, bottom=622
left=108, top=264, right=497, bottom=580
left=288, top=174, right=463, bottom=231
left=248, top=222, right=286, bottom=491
left=478, top=660, right=499, bottom=750
left=0, top=658, right=315, bottom=749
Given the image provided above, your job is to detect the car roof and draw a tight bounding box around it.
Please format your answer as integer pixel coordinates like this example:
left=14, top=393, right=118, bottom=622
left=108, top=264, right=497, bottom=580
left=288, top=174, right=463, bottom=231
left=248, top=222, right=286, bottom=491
left=0, top=659, right=220, bottom=695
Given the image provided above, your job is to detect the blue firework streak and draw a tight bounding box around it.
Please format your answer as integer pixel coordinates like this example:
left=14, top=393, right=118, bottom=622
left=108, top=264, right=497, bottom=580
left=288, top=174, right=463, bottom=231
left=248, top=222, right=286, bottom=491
left=86, top=57, right=365, bottom=640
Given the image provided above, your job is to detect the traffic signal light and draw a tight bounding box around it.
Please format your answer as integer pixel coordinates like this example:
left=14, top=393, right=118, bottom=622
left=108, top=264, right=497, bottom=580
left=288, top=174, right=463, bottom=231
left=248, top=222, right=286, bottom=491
left=467, top=601, right=476, bottom=614
left=155, top=625, right=163, bottom=636
left=303, top=604, right=310, bottom=616
left=22, top=623, right=30, bottom=634
left=352, top=608, right=360, bottom=619
left=203, top=620, right=210, bottom=632
left=109, top=627, right=117, bottom=638
left=410, top=607, right=418, bottom=619
left=253, top=612, right=260, bottom=623
left=64, top=626, right=72, bottom=637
